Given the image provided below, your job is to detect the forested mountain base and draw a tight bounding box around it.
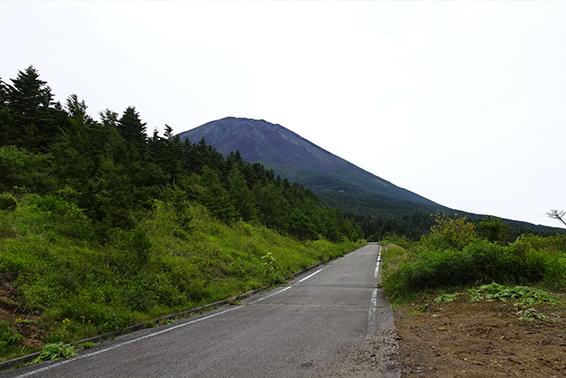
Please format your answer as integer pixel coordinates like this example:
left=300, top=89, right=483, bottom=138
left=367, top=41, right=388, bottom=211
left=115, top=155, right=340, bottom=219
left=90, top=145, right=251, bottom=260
left=0, top=66, right=362, bottom=360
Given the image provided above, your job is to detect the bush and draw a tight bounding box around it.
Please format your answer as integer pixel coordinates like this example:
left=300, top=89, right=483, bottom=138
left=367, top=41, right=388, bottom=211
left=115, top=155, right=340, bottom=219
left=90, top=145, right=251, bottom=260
left=383, top=239, right=558, bottom=299
left=418, top=216, right=477, bottom=250
left=0, top=193, right=16, bottom=211
left=0, top=321, right=23, bottom=352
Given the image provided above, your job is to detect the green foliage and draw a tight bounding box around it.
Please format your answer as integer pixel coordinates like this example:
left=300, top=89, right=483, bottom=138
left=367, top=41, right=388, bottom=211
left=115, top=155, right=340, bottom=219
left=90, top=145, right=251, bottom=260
left=467, top=283, right=559, bottom=306
left=287, top=209, right=318, bottom=241
left=32, top=343, right=75, bottom=364
left=0, top=195, right=363, bottom=360
left=200, top=166, right=237, bottom=222
left=0, top=66, right=361, bottom=241
left=0, top=66, right=364, bottom=360
left=228, top=165, right=257, bottom=221
left=419, top=216, right=477, bottom=250
left=0, top=146, right=54, bottom=193
left=80, top=341, right=96, bottom=350
left=477, top=217, right=509, bottom=243
left=0, top=193, right=16, bottom=211
left=516, top=308, right=547, bottom=321
left=434, top=293, right=458, bottom=303
left=381, top=217, right=566, bottom=301
left=0, top=321, right=23, bottom=353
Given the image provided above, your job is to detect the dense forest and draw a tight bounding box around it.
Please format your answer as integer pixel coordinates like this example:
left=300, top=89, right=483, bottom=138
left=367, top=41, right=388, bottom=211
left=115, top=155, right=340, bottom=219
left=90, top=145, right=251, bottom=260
left=0, top=66, right=361, bottom=242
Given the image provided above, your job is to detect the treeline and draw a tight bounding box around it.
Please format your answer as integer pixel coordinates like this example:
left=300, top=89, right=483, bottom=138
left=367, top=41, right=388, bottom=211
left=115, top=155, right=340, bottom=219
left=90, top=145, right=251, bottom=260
left=0, top=66, right=361, bottom=241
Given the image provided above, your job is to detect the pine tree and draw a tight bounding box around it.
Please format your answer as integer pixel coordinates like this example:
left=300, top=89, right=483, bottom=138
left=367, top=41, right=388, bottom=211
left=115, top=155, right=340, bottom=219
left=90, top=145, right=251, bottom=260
left=201, top=166, right=237, bottom=222
left=164, top=124, right=174, bottom=140
left=288, top=209, right=317, bottom=240
left=228, top=165, right=257, bottom=221
left=117, top=106, right=147, bottom=146
left=100, top=109, right=119, bottom=128
left=7, top=66, right=53, bottom=119
left=5, top=66, right=60, bottom=150
left=66, top=94, right=94, bottom=126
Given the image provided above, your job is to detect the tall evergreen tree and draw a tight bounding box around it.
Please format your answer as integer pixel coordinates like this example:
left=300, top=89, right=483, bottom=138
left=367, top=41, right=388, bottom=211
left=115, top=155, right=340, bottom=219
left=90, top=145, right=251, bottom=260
left=228, top=165, right=257, bottom=221
left=7, top=66, right=53, bottom=119
left=164, top=124, right=174, bottom=140
left=117, top=107, right=147, bottom=146
left=200, top=166, right=237, bottom=222
left=66, top=94, right=95, bottom=126
left=5, top=66, right=60, bottom=150
left=100, top=109, right=119, bottom=128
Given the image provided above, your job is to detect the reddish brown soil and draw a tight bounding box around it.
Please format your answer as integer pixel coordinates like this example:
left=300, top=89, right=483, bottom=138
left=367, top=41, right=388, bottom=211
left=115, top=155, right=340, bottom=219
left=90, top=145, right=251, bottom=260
left=394, top=297, right=566, bottom=377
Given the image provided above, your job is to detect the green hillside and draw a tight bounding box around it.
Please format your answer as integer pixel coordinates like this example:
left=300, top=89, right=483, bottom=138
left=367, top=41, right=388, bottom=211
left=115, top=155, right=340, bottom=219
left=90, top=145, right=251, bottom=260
left=0, top=66, right=363, bottom=360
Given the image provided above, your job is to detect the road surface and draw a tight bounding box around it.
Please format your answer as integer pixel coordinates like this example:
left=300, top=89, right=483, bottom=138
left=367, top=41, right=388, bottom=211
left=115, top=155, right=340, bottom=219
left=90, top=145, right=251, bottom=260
left=6, top=243, right=398, bottom=378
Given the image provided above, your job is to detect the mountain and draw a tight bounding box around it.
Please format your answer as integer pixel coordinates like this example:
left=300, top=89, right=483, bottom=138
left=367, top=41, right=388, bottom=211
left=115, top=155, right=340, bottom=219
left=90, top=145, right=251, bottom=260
left=178, top=117, right=564, bottom=237
left=178, top=117, right=443, bottom=215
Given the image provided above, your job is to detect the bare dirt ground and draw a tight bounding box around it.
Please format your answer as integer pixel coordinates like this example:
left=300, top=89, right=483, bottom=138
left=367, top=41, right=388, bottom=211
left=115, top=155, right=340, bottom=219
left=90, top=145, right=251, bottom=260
left=393, top=296, right=565, bottom=377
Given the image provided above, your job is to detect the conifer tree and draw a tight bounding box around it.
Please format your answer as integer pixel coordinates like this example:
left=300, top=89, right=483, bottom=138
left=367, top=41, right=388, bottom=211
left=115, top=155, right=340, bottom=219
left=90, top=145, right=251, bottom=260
left=7, top=66, right=53, bottom=119
left=228, top=165, right=257, bottom=221
left=164, top=124, right=174, bottom=140
left=66, top=94, right=95, bottom=126
left=201, top=166, right=237, bottom=221
left=5, top=66, right=60, bottom=150
left=118, top=106, right=147, bottom=146
left=100, top=109, right=119, bottom=128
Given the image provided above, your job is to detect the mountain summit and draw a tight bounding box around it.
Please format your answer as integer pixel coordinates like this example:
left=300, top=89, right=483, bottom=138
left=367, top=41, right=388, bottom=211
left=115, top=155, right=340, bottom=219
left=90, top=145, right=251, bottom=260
left=178, top=117, right=441, bottom=215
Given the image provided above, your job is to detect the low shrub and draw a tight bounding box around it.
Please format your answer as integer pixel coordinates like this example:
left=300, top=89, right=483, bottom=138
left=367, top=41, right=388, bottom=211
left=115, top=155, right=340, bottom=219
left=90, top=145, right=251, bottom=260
left=0, top=193, right=17, bottom=212
left=382, top=217, right=565, bottom=300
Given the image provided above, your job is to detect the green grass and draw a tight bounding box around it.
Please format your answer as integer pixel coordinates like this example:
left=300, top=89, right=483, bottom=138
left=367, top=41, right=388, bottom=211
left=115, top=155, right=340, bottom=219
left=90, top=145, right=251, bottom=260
left=0, top=195, right=363, bottom=360
left=380, top=224, right=565, bottom=303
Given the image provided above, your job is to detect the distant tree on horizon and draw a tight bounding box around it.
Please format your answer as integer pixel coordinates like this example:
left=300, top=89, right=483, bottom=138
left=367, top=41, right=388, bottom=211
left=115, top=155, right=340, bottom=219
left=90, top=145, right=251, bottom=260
left=547, top=210, right=566, bottom=227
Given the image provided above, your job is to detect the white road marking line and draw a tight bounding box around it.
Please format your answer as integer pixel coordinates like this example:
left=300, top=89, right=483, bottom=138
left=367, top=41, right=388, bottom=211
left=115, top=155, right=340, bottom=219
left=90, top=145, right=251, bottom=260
left=253, top=266, right=325, bottom=304
left=367, top=288, right=378, bottom=333
left=15, top=307, right=239, bottom=378
left=374, top=245, right=381, bottom=279
left=252, top=286, right=292, bottom=303
left=374, top=263, right=380, bottom=279
left=297, top=267, right=324, bottom=283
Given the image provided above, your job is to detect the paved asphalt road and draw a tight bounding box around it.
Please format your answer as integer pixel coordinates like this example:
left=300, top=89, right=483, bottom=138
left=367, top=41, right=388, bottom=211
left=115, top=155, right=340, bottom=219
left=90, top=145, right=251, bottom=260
left=7, top=243, right=394, bottom=378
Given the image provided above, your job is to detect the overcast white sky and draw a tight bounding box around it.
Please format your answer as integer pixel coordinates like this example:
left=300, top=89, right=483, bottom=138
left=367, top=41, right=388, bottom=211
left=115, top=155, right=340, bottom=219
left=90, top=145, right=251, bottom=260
left=2, top=1, right=565, bottom=227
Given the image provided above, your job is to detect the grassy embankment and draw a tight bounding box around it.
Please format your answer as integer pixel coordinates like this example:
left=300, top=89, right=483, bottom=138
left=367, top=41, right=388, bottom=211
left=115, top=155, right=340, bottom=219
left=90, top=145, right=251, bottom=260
left=379, top=218, right=565, bottom=376
left=0, top=195, right=363, bottom=361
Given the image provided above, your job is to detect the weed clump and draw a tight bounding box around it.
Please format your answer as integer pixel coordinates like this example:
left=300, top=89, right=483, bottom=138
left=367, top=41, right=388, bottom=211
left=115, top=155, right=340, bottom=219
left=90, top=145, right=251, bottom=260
left=467, top=283, right=559, bottom=306
left=434, top=293, right=458, bottom=303
left=32, top=343, right=75, bottom=364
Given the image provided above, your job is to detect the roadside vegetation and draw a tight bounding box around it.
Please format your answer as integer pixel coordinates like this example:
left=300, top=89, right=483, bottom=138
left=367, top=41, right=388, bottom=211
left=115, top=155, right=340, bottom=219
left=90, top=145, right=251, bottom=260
left=381, top=216, right=565, bottom=377
left=381, top=216, right=565, bottom=302
left=0, top=66, right=363, bottom=361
